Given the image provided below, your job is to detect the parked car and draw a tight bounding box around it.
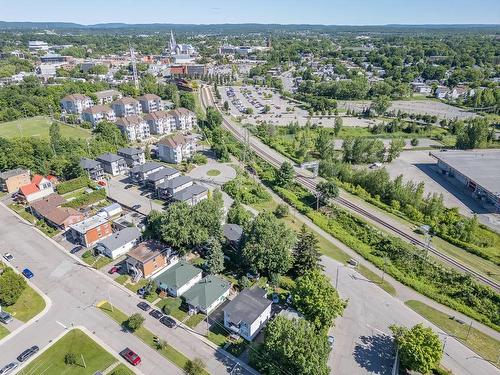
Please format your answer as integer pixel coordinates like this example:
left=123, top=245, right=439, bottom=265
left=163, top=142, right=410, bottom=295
left=246, top=272, right=260, bottom=281
left=137, top=302, right=151, bottom=312
left=327, top=336, right=335, bottom=348
left=22, top=268, right=34, bottom=279
left=3, top=253, right=13, bottom=262
left=0, top=311, right=13, bottom=324
left=124, top=184, right=134, bottom=189
left=149, top=310, right=163, bottom=319
left=0, top=362, right=18, bottom=375
left=271, top=293, right=280, bottom=304
left=132, top=204, right=141, bottom=210
left=120, top=348, right=141, bottom=366
left=108, top=266, right=120, bottom=274
left=17, top=346, right=39, bottom=362
left=70, top=246, right=83, bottom=254
left=159, top=316, right=177, bottom=328
left=347, top=258, right=359, bottom=267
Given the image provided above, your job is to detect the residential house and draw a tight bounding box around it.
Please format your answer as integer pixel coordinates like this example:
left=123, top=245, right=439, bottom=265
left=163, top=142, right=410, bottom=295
left=79, top=158, right=104, bottom=180
left=18, top=175, right=55, bottom=203
left=97, top=203, right=123, bottom=219
left=223, top=223, right=244, bottom=247
left=116, top=115, right=151, bottom=141
left=156, top=175, right=192, bottom=199
left=448, top=85, right=474, bottom=101
left=68, top=215, right=113, bottom=247
left=30, top=193, right=84, bottom=230
left=125, top=240, right=179, bottom=279
left=157, top=134, right=197, bottom=164
left=155, top=260, right=202, bottom=297
left=95, top=226, right=141, bottom=259
left=145, top=167, right=181, bottom=190
left=82, top=105, right=116, bottom=126
left=60, top=94, right=93, bottom=115
left=223, top=287, right=272, bottom=341
left=95, top=89, right=122, bottom=105
left=111, top=97, right=142, bottom=117
left=96, top=153, right=128, bottom=176
left=435, top=86, right=450, bottom=100
left=183, top=275, right=231, bottom=315
left=138, top=94, right=162, bottom=113
left=411, top=82, right=432, bottom=95
left=172, top=184, right=208, bottom=206
left=0, top=168, right=31, bottom=193
left=144, top=110, right=176, bottom=135
left=169, top=108, right=196, bottom=130
left=117, top=147, right=146, bottom=167
left=129, top=162, right=164, bottom=184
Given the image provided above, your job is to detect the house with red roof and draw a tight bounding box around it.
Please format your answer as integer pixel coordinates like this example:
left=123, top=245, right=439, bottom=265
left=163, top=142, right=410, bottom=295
left=18, top=175, right=55, bottom=203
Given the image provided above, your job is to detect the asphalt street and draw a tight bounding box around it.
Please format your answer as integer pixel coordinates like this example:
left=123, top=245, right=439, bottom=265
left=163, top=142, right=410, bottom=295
left=0, top=204, right=253, bottom=375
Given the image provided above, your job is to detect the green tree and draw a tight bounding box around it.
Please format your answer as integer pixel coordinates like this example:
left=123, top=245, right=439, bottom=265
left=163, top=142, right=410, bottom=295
left=250, top=315, right=330, bottom=375
left=315, top=129, right=333, bottom=156
left=205, top=238, right=225, bottom=274
left=64, top=352, right=77, bottom=365
left=227, top=201, right=253, bottom=228
left=292, top=225, right=323, bottom=277
left=372, top=95, right=391, bottom=116
left=126, top=313, right=145, bottom=332
left=456, top=118, right=490, bottom=150
left=93, top=121, right=126, bottom=146
left=246, top=107, right=254, bottom=115
left=390, top=323, right=443, bottom=374
left=334, top=116, right=343, bottom=136
left=275, top=161, right=295, bottom=188
left=0, top=268, right=27, bottom=306
left=155, top=202, right=193, bottom=253
left=180, top=92, right=196, bottom=111
left=49, top=122, right=62, bottom=152
left=205, top=106, right=223, bottom=130
left=387, top=138, right=405, bottom=162
left=273, top=203, right=289, bottom=218
left=291, top=270, right=347, bottom=331
left=316, top=179, right=339, bottom=206
left=223, top=101, right=230, bottom=111
left=242, top=212, right=295, bottom=277
left=184, top=358, right=206, bottom=375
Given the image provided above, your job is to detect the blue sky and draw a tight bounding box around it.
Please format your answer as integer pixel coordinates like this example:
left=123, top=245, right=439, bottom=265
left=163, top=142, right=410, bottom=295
left=0, top=0, right=499, bottom=25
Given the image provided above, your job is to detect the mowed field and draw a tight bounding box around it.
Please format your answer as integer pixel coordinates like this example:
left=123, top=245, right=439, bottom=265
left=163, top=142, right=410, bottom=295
left=0, top=116, right=91, bottom=139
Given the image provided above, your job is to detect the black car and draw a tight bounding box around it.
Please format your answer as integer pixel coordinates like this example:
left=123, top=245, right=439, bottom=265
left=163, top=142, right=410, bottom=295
left=159, top=316, right=177, bottom=328
left=124, top=184, right=134, bottom=189
left=132, top=204, right=141, bottom=210
left=70, top=246, right=83, bottom=254
left=17, top=346, right=39, bottom=362
left=137, top=302, right=151, bottom=311
left=149, top=309, right=163, bottom=319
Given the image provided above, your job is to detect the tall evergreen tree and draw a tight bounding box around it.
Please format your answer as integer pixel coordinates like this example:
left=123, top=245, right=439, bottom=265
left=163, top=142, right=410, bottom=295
left=205, top=238, right=225, bottom=275
left=292, top=225, right=323, bottom=276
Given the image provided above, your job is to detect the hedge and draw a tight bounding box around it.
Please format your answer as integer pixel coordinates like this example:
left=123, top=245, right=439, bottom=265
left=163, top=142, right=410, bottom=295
left=56, top=176, right=93, bottom=195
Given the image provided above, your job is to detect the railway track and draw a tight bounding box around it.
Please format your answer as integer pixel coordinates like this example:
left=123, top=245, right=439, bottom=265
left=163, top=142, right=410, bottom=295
left=200, top=86, right=500, bottom=291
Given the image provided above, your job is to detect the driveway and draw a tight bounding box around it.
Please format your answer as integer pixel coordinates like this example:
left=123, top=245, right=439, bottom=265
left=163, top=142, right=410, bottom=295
left=106, top=176, right=164, bottom=215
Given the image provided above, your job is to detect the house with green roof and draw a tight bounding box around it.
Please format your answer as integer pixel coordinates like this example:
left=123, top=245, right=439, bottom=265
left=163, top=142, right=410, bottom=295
left=182, top=275, right=231, bottom=315
left=154, top=260, right=202, bottom=297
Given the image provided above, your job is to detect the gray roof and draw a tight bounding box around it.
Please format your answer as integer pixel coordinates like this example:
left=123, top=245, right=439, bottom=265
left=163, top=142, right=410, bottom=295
left=158, top=175, right=192, bottom=189
left=223, top=288, right=272, bottom=325
left=183, top=275, right=231, bottom=310
left=154, top=261, right=202, bottom=289
left=0, top=168, right=29, bottom=179
left=223, top=224, right=243, bottom=242
left=95, top=226, right=140, bottom=251
left=146, top=167, right=180, bottom=182
left=79, top=158, right=101, bottom=170
left=172, top=184, right=208, bottom=202
left=96, top=153, right=123, bottom=164
left=430, top=150, right=500, bottom=197
left=118, top=147, right=144, bottom=156
left=130, top=162, right=163, bottom=174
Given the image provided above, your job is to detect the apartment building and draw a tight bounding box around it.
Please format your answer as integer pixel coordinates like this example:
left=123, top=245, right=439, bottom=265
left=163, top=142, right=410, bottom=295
left=115, top=115, right=151, bottom=141
left=60, top=94, right=93, bottom=115
left=111, top=97, right=142, bottom=117
left=96, top=153, right=128, bottom=176
left=69, top=215, right=113, bottom=247
left=144, top=110, right=176, bottom=135
left=95, top=89, right=122, bottom=105
left=157, top=134, right=197, bottom=164
left=129, top=162, right=164, bottom=184
left=169, top=108, right=196, bottom=130
left=117, top=147, right=146, bottom=167
left=79, top=158, right=104, bottom=180
left=138, top=94, right=162, bottom=113
left=82, top=105, right=116, bottom=126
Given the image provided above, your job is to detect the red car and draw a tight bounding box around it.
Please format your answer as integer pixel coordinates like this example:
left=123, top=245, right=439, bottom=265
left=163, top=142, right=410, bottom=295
left=108, top=266, right=120, bottom=274
left=120, top=348, right=141, bottom=366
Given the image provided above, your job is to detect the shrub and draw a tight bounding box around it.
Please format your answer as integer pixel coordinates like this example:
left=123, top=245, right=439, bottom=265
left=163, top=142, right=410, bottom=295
left=64, top=352, right=77, bottom=365
left=274, top=203, right=289, bottom=218
left=56, top=176, right=92, bottom=194
left=410, top=138, right=419, bottom=146
left=125, top=313, right=145, bottom=331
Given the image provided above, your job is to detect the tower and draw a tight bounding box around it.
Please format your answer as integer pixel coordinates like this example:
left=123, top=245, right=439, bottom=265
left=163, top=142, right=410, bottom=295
left=169, top=30, right=177, bottom=54
left=129, top=45, right=139, bottom=90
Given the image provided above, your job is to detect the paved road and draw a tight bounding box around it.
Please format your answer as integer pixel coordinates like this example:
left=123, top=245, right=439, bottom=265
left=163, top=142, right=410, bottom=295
left=0, top=204, right=253, bottom=375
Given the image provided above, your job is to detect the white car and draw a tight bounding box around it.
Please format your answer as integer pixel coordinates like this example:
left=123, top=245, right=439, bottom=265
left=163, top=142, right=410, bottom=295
left=0, top=362, right=18, bottom=375
left=327, top=336, right=335, bottom=348
left=3, top=253, right=13, bottom=262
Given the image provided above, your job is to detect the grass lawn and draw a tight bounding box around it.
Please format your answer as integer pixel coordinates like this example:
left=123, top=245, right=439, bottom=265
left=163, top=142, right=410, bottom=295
left=18, top=329, right=116, bottom=375
left=155, top=297, right=188, bottom=321
left=4, top=285, right=46, bottom=322
left=81, top=251, right=112, bottom=270
left=206, top=169, right=221, bottom=177
left=8, top=203, right=59, bottom=237
left=0, top=324, right=10, bottom=340
left=406, top=300, right=500, bottom=367
left=125, top=279, right=159, bottom=303
left=97, top=302, right=208, bottom=374
left=114, top=274, right=129, bottom=285
left=185, top=313, right=206, bottom=329
left=0, top=116, right=91, bottom=139
left=110, top=364, right=135, bottom=375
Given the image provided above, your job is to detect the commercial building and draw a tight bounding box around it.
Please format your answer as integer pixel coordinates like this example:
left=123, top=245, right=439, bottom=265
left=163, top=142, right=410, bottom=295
left=223, top=287, right=272, bottom=341
left=28, top=41, right=49, bottom=51
left=68, top=215, right=113, bottom=247
left=430, top=150, right=500, bottom=211
left=0, top=168, right=31, bottom=193
left=182, top=275, right=231, bottom=315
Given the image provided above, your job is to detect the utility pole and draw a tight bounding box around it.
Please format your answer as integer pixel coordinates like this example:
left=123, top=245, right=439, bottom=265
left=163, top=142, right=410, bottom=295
left=381, top=256, right=387, bottom=284
left=335, top=265, right=340, bottom=289
left=465, top=320, right=472, bottom=340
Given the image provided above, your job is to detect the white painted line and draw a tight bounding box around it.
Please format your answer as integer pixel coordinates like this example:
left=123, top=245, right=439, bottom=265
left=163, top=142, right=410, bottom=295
left=56, top=321, right=67, bottom=329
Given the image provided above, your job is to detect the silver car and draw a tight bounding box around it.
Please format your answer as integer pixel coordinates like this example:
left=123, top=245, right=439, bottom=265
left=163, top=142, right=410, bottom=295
left=0, top=362, right=18, bottom=375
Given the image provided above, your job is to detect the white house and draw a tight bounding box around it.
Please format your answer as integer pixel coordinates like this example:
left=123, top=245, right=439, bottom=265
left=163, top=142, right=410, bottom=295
left=171, top=184, right=208, bottom=206
left=157, top=134, right=197, bottom=164
left=138, top=94, right=162, bottom=113
left=111, top=97, right=142, bottom=117
left=82, top=105, right=116, bottom=126
left=95, top=226, right=141, bottom=259
left=97, top=202, right=123, bottom=219
left=435, top=86, right=450, bottom=100
left=155, top=261, right=202, bottom=297
left=60, top=94, right=93, bottom=115
left=182, top=275, right=231, bottom=315
left=18, top=175, right=55, bottom=203
left=129, top=162, right=164, bottom=184
left=116, top=115, right=151, bottom=141
left=223, top=288, right=272, bottom=341
left=156, top=175, right=192, bottom=199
